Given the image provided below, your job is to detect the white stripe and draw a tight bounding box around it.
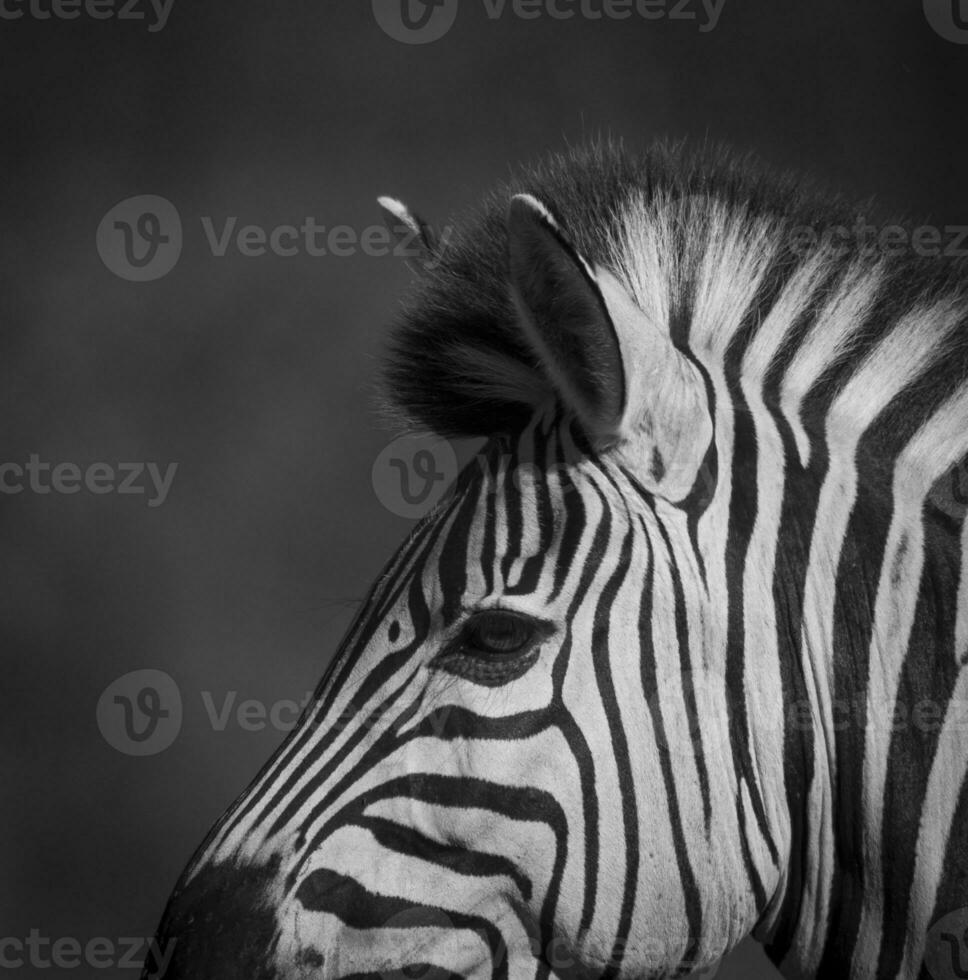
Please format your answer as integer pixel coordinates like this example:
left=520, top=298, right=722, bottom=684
left=956, top=483, right=968, bottom=670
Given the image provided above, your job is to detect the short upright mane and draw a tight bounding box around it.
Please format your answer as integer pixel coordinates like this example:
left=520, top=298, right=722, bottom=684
left=382, top=140, right=968, bottom=449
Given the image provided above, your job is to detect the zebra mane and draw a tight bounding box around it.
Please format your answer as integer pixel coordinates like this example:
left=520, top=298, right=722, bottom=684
left=381, top=139, right=968, bottom=447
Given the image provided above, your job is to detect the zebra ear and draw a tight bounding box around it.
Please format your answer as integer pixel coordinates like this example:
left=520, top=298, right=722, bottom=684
left=378, top=196, right=439, bottom=268
left=508, top=194, right=712, bottom=496
left=508, top=194, right=626, bottom=443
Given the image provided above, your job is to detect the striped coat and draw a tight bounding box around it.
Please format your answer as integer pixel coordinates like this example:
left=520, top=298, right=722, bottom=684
left=146, top=142, right=968, bottom=980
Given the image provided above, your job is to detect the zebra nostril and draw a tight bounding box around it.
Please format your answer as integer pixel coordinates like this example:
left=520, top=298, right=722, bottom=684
left=296, top=948, right=325, bottom=971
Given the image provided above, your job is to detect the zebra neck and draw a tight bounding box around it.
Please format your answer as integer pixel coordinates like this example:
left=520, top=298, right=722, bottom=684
left=743, top=440, right=968, bottom=978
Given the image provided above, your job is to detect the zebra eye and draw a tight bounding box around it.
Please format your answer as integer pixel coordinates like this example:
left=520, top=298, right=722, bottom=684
left=462, top=610, right=535, bottom=657
left=431, top=610, right=552, bottom=686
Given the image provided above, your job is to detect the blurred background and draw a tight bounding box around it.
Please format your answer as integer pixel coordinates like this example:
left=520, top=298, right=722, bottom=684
left=2, top=2, right=967, bottom=976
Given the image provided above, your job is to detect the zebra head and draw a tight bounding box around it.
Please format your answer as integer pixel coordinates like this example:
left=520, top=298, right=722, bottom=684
left=146, top=145, right=968, bottom=980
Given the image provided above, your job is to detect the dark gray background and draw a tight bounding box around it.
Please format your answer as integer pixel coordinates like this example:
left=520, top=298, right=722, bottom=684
left=2, top=2, right=967, bottom=977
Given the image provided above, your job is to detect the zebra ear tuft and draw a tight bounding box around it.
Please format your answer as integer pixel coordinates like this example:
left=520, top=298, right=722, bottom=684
left=508, top=193, right=627, bottom=444
left=507, top=193, right=713, bottom=498
left=378, top=196, right=439, bottom=268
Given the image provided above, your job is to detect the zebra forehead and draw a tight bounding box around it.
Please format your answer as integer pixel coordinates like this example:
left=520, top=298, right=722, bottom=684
left=381, top=138, right=968, bottom=443
left=432, top=417, right=638, bottom=541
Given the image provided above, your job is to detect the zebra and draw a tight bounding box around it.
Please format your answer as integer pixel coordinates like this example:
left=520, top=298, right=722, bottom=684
left=144, top=141, right=968, bottom=980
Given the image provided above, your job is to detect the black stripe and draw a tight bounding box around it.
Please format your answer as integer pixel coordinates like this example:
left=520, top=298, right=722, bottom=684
left=295, top=867, right=509, bottom=980
left=353, top=815, right=533, bottom=901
